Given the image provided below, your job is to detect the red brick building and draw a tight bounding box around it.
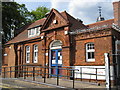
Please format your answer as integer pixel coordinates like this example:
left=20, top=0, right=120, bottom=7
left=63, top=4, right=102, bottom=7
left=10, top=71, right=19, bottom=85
left=2, top=1, right=120, bottom=84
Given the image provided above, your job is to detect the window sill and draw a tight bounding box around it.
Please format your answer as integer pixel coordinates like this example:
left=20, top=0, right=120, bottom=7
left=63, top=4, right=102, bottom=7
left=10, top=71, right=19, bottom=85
left=86, top=59, right=95, bottom=62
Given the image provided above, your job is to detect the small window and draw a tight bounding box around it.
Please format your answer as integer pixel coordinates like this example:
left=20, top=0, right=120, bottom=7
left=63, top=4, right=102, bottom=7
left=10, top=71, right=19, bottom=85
left=28, top=30, right=31, bottom=36
left=28, top=27, right=40, bottom=37
left=33, top=45, right=38, bottom=63
left=86, top=43, right=95, bottom=62
left=36, top=28, right=38, bottom=34
left=26, top=46, right=30, bottom=63
left=36, top=27, right=40, bottom=35
left=31, top=29, right=35, bottom=35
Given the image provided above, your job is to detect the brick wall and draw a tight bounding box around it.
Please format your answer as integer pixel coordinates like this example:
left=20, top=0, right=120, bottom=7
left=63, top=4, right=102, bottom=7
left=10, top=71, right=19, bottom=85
left=113, top=1, right=120, bottom=26
left=73, top=30, right=113, bottom=66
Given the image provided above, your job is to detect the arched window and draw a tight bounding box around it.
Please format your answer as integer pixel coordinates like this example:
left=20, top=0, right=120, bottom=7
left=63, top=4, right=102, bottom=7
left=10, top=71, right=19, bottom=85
left=33, top=45, right=38, bottom=63
left=26, top=46, right=30, bottom=63
left=86, top=43, right=95, bottom=62
left=50, top=40, right=62, bottom=49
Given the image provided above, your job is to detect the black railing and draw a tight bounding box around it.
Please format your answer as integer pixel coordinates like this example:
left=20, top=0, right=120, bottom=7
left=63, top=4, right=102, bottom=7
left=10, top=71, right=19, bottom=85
left=1, top=65, right=79, bottom=88
left=1, top=65, right=108, bottom=88
left=76, top=67, right=106, bottom=84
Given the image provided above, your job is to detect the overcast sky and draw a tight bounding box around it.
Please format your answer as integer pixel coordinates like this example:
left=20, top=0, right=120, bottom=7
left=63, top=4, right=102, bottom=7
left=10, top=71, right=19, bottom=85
left=15, top=0, right=118, bottom=25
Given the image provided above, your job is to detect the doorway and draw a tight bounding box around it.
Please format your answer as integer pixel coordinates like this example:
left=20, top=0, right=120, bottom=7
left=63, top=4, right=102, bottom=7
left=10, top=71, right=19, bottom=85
left=49, top=40, right=62, bottom=77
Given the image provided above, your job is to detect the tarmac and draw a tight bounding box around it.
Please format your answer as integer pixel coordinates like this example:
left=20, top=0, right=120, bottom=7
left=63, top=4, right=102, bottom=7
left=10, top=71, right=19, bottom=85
left=0, top=77, right=106, bottom=89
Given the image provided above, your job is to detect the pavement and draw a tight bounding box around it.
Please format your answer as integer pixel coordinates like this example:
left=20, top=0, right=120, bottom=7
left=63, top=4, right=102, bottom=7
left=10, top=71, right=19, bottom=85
left=1, top=78, right=54, bottom=89
left=0, top=77, right=106, bottom=89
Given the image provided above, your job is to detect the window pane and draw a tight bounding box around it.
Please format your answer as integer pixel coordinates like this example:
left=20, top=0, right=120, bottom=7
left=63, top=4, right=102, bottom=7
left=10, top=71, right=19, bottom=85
left=86, top=43, right=95, bottom=61
left=33, top=45, right=38, bottom=63
left=36, top=28, right=39, bottom=34
left=88, top=52, right=91, bottom=59
left=51, top=51, right=56, bottom=60
left=26, top=46, right=30, bottom=52
left=86, top=43, right=94, bottom=50
left=27, top=53, right=30, bottom=61
left=51, top=40, right=62, bottom=47
left=29, top=30, right=31, bottom=35
left=87, top=52, right=94, bottom=59
left=31, top=29, right=35, bottom=35
left=91, top=52, right=94, bottom=58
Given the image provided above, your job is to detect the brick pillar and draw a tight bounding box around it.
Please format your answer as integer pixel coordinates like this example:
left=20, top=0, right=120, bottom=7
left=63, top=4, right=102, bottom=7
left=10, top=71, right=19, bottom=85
left=8, top=44, right=16, bottom=78
left=62, top=47, right=70, bottom=78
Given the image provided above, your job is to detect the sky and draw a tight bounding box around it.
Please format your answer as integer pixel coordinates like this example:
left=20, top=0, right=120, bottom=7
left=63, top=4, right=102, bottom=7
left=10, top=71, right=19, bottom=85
left=15, top=0, right=118, bottom=25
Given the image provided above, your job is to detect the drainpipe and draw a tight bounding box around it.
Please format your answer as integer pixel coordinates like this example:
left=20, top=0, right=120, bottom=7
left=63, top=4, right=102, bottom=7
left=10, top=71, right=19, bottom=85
left=113, top=36, right=120, bottom=88
left=115, top=39, right=120, bottom=88
left=44, top=33, right=47, bottom=79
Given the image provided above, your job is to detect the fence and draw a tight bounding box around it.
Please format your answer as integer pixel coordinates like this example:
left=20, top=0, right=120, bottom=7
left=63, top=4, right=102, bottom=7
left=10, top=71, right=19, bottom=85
left=75, top=67, right=106, bottom=82
left=2, top=65, right=79, bottom=88
left=1, top=65, right=106, bottom=88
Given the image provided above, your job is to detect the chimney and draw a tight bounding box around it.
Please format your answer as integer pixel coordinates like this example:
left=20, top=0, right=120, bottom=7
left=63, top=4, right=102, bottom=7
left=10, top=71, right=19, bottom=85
left=113, top=1, right=120, bottom=26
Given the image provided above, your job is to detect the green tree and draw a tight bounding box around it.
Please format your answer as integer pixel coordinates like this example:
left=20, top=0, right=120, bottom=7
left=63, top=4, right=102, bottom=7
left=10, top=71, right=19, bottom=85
left=31, top=6, right=50, bottom=21
left=2, top=2, right=34, bottom=43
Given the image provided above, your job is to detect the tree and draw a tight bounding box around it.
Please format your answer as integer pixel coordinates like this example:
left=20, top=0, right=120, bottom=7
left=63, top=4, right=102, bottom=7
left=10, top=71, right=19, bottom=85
left=2, top=3, right=50, bottom=43
left=2, top=2, right=34, bottom=43
left=31, top=6, right=50, bottom=21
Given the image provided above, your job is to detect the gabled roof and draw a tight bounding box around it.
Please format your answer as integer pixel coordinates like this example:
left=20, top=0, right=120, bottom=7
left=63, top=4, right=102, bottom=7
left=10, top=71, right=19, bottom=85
left=5, top=9, right=114, bottom=45
left=6, top=18, right=46, bottom=45
left=41, top=8, right=70, bottom=31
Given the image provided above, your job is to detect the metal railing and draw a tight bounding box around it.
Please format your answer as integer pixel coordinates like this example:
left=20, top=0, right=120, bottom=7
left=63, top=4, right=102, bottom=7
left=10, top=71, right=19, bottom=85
left=1, top=65, right=79, bottom=88
left=63, top=66, right=107, bottom=84
left=1, top=65, right=108, bottom=88
left=75, top=67, right=106, bottom=83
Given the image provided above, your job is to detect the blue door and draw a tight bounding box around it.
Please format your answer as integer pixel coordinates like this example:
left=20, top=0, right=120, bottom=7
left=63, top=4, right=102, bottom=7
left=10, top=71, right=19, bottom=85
left=51, top=49, right=62, bottom=76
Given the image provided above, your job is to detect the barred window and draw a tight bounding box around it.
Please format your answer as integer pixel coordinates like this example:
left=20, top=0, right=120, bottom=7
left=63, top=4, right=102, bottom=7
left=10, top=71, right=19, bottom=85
left=86, top=43, right=95, bottom=62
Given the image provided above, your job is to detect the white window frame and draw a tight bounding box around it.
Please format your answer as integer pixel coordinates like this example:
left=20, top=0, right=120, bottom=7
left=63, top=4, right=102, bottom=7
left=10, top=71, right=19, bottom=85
left=28, top=30, right=31, bottom=36
left=31, top=28, right=35, bottom=36
left=26, top=46, right=30, bottom=63
left=36, top=27, right=41, bottom=35
left=28, top=27, right=41, bottom=38
left=33, top=45, right=38, bottom=63
left=86, top=43, right=95, bottom=62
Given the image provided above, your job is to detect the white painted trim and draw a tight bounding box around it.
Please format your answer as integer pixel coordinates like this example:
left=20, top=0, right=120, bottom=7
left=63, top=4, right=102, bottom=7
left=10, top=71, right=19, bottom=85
left=74, top=66, right=114, bottom=80
left=26, top=46, right=30, bottom=63
left=50, top=46, right=62, bottom=50
left=49, top=40, right=63, bottom=76
left=33, top=45, right=38, bottom=63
